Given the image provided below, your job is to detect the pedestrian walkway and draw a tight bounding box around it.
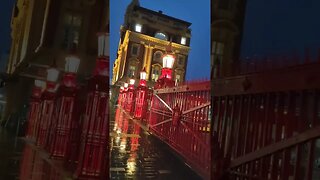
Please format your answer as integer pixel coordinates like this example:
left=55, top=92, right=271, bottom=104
left=110, top=107, right=202, bottom=180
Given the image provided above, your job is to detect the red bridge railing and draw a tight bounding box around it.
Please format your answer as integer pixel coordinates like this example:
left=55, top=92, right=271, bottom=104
left=212, top=54, right=320, bottom=179
left=148, top=80, right=211, bottom=179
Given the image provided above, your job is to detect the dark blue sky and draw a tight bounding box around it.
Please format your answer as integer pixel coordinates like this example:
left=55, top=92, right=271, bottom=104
left=241, top=0, right=320, bottom=58
left=0, top=1, right=15, bottom=55
left=110, top=0, right=211, bottom=80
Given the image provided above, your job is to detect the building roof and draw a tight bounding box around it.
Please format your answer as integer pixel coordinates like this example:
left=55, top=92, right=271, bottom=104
left=134, top=6, right=192, bottom=27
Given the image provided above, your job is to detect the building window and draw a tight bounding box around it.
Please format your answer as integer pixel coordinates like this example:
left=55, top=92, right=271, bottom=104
left=178, top=55, right=184, bottom=66
left=151, top=65, right=161, bottom=81
left=154, top=32, right=168, bottom=40
left=153, top=51, right=163, bottom=63
left=128, top=65, right=136, bottom=77
left=62, top=13, right=82, bottom=49
left=131, top=44, right=140, bottom=56
left=175, top=74, right=181, bottom=83
left=181, top=37, right=186, bottom=45
left=212, top=41, right=224, bottom=66
left=135, top=23, right=142, bottom=32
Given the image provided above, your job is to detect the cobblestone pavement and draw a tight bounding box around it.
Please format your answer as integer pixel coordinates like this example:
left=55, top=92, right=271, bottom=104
left=110, top=107, right=202, bottom=180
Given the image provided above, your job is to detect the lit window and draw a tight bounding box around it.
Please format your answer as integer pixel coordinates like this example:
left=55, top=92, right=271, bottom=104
left=178, top=56, right=184, bottom=65
left=151, top=65, right=161, bottom=81
left=135, top=24, right=142, bottom=32
left=131, top=44, right=140, bottom=56
left=62, top=13, right=82, bottom=49
left=181, top=37, right=186, bottom=45
left=155, top=32, right=167, bottom=40
left=176, top=74, right=181, bottom=82
left=128, top=65, right=136, bottom=77
left=153, top=51, right=163, bottom=63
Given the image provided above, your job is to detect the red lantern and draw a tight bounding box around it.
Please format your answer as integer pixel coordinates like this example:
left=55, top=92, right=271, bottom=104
left=134, top=68, right=149, bottom=120
left=155, top=43, right=175, bottom=89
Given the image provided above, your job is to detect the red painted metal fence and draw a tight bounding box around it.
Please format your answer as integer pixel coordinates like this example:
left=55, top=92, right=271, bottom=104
left=212, top=58, right=320, bottom=179
left=148, top=81, right=211, bottom=179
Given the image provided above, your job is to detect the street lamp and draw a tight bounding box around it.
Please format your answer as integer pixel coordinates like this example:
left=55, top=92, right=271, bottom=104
left=26, top=80, right=45, bottom=139
left=46, top=66, right=60, bottom=92
left=139, top=68, right=147, bottom=87
left=134, top=68, right=150, bottom=120
left=75, top=31, right=109, bottom=179
left=37, top=64, right=60, bottom=148
left=49, top=54, right=81, bottom=159
left=126, top=78, right=136, bottom=113
left=63, top=55, right=80, bottom=87
left=155, top=42, right=175, bottom=89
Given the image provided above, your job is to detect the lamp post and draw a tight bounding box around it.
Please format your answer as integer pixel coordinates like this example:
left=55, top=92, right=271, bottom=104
left=118, top=86, right=124, bottom=105
left=75, top=32, right=109, bottom=179
left=154, top=42, right=175, bottom=89
left=121, top=82, right=128, bottom=108
left=125, top=78, right=135, bottom=113
left=134, top=68, right=149, bottom=120
left=49, top=54, right=80, bottom=160
left=37, top=64, right=60, bottom=148
left=26, top=80, right=45, bottom=140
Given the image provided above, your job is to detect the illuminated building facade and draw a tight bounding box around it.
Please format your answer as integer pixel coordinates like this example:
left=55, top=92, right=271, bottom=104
left=4, top=0, right=108, bottom=123
left=112, top=0, right=191, bottom=87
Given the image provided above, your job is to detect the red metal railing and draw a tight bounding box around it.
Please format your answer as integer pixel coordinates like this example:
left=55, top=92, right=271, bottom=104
left=149, top=81, right=211, bottom=179
left=212, top=56, right=320, bottom=179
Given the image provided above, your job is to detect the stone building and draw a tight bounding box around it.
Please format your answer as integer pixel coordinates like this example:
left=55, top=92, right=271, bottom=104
left=112, top=0, right=191, bottom=87
left=211, top=0, right=247, bottom=78
left=3, top=0, right=108, bottom=123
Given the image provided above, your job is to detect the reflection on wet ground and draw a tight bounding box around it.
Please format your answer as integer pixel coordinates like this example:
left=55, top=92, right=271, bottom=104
left=110, top=107, right=202, bottom=180
left=0, top=106, right=202, bottom=180
left=0, top=128, right=72, bottom=180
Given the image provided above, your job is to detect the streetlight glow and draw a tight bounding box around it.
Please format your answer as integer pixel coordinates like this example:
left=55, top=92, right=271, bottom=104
left=47, top=67, right=60, bottom=82
left=65, top=55, right=80, bottom=73
left=162, top=54, right=175, bottom=69
left=129, top=79, right=135, bottom=85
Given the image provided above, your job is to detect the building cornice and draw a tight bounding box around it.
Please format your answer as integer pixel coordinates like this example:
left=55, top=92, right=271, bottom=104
left=125, top=31, right=191, bottom=55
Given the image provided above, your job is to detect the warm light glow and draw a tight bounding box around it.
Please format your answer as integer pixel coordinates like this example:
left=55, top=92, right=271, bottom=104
left=98, top=33, right=109, bottom=57
left=47, top=67, right=59, bottom=82
left=163, top=54, right=175, bottom=69
left=34, top=80, right=45, bottom=88
left=120, top=86, right=124, bottom=90
left=135, top=24, right=142, bottom=32
left=65, top=55, right=80, bottom=73
left=140, top=70, right=147, bottom=80
left=129, top=79, right=135, bottom=85
left=181, top=37, right=186, bottom=45
left=124, top=83, right=128, bottom=88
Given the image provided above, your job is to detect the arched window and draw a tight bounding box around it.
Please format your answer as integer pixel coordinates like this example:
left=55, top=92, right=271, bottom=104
left=127, top=59, right=139, bottom=78
left=153, top=51, right=163, bottom=63
left=154, top=32, right=168, bottom=40
left=151, top=64, right=162, bottom=81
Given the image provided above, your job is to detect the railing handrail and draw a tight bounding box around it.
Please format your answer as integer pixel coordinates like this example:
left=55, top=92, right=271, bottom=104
left=229, top=125, right=320, bottom=168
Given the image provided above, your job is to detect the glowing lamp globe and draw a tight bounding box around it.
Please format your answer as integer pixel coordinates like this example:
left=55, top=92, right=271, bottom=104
left=34, top=80, right=45, bottom=88
left=140, top=69, right=147, bottom=80
left=129, top=79, right=135, bottom=85
left=47, top=67, right=60, bottom=82
left=124, top=83, right=128, bottom=88
left=162, top=54, right=175, bottom=69
left=65, top=55, right=80, bottom=73
left=97, top=32, right=109, bottom=57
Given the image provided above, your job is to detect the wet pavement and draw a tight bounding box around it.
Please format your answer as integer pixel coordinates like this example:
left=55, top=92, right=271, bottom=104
left=0, top=106, right=202, bottom=180
left=110, top=107, right=202, bottom=180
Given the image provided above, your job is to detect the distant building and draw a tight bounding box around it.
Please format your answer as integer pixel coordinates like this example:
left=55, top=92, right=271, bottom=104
left=211, top=0, right=247, bottom=78
left=112, top=0, right=191, bottom=87
left=3, top=0, right=108, bottom=122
